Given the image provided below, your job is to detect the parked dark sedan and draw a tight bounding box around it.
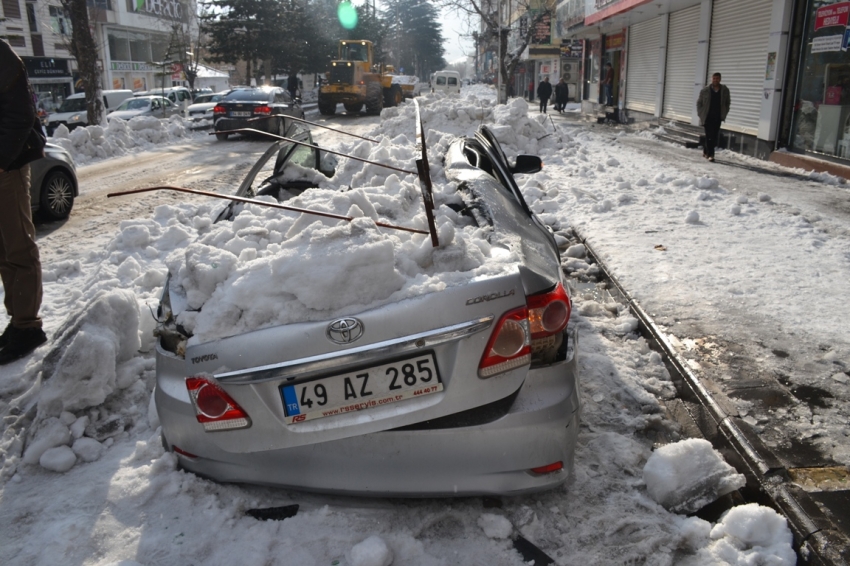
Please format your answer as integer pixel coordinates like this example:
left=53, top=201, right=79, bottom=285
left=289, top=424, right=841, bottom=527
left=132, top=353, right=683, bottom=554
left=213, top=86, right=305, bottom=141
left=30, top=143, right=78, bottom=220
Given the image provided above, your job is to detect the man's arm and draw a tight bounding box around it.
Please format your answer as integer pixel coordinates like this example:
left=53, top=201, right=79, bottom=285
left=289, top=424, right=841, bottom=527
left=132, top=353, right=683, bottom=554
left=0, top=54, right=37, bottom=172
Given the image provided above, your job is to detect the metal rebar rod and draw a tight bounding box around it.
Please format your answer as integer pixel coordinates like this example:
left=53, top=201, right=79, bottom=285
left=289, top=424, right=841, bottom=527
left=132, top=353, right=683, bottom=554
left=248, top=115, right=379, bottom=143
left=106, top=185, right=429, bottom=235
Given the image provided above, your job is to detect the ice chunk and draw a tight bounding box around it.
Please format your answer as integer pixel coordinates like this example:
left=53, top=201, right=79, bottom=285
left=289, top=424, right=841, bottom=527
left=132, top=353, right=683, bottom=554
left=643, top=438, right=745, bottom=513
left=39, top=446, right=76, bottom=472
left=349, top=535, right=393, bottom=566
left=72, top=437, right=105, bottom=462
left=478, top=513, right=513, bottom=539
left=22, top=418, right=71, bottom=465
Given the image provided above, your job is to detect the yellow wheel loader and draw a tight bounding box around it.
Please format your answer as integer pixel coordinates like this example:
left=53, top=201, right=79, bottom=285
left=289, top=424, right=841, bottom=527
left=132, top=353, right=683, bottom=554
left=318, top=40, right=404, bottom=116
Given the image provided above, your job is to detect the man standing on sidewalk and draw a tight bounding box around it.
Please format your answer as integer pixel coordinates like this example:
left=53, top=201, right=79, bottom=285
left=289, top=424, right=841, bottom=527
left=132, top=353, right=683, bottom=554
left=697, top=72, right=731, bottom=163
left=602, top=63, right=614, bottom=106
left=537, top=76, right=552, bottom=113
left=0, top=39, right=48, bottom=365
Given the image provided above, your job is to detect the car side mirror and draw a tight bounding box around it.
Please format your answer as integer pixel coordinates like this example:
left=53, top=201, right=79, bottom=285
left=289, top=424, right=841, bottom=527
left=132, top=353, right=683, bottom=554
left=511, top=155, right=542, bottom=174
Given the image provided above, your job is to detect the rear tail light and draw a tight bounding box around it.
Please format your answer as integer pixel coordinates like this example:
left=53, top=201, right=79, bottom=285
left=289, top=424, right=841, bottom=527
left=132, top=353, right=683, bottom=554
left=531, top=461, right=563, bottom=474
left=253, top=105, right=272, bottom=115
left=479, top=307, right=531, bottom=377
left=213, top=105, right=226, bottom=115
left=186, top=376, right=251, bottom=431
left=478, top=283, right=572, bottom=377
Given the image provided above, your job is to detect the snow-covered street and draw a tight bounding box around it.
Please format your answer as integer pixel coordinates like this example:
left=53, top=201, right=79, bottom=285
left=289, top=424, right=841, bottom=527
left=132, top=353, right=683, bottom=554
left=2, top=85, right=845, bottom=565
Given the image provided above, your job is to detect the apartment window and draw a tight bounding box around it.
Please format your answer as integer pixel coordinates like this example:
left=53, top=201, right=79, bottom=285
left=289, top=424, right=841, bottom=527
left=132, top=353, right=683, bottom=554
left=6, top=35, right=26, bottom=47
left=30, top=33, right=44, bottom=56
left=87, top=0, right=111, bottom=10
left=2, top=0, right=22, bottom=19
left=49, top=5, right=71, bottom=36
left=26, top=2, right=37, bottom=31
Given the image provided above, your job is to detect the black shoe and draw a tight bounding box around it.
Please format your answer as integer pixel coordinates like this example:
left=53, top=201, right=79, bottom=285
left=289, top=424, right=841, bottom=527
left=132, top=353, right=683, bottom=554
left=0, top=327, right=47, bottom=365
left=0, top=322, right=13, bottom=349
left=708, top=157, right=715, bottom=163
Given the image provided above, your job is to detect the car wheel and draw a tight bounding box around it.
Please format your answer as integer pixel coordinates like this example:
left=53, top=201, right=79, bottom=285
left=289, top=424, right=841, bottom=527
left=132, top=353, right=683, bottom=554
left=39, top=169, right=75, bottom=220
left=215, top=131, right=229, bottom=141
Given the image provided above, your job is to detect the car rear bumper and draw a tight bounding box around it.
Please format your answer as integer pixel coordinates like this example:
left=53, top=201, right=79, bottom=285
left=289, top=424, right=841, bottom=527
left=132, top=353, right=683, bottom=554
left=156, top=330, right=581, bottom=497
left=214, top=117, right=277, bottom=134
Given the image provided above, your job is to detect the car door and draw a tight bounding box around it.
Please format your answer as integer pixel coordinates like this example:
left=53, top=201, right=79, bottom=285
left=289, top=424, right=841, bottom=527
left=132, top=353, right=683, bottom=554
left=162, top=98, right=178, bottom=117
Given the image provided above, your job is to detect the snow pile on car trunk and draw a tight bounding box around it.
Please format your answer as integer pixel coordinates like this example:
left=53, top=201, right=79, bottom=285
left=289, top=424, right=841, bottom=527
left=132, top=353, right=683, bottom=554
left=166, top=92, right=561, bottom=345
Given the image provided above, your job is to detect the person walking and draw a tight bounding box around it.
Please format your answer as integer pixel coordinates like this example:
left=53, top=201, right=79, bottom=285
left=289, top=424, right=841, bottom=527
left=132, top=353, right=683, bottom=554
left=602, top=62, right=614, bottom=106
left=287, top=72, right=299, bottom=100
left=696, top=72, right=731, bottom=163
left=555, top=77, right=569, bottom=113
left=528, top=79, right=535, bottom=102
left=0, top=39, right=48, bottom=365
left=537, top=76, right=552, bottom=113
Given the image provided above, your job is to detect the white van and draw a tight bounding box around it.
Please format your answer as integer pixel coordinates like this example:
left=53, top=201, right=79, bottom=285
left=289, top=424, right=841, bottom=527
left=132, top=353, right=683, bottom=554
left=46, top=89, right=133, bottom=134
left=431, top=71, right=461, bottom=95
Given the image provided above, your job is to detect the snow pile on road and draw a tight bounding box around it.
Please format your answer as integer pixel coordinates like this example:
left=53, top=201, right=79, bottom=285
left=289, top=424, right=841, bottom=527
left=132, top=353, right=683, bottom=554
left=48, top=114, right=198, bottom=164
left=643, top=438, right=745, bottom=513
left=0, top=84, right=799, bottom=565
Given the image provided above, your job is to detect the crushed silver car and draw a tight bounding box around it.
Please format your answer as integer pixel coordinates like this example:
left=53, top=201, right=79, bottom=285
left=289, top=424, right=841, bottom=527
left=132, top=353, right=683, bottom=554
left=153, top=117, right=580, bottom=497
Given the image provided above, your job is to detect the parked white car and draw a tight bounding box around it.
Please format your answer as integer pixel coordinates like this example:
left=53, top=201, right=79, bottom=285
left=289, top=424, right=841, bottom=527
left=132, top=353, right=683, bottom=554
left=186, top=91, right=230, bottom=123
left=45, top=90, right=133, bottom=134
left=107, top=96, right=181, bottom=121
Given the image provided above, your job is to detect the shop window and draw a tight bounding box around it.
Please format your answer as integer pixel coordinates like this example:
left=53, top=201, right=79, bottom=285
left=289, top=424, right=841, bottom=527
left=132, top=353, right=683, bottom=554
left=109, top=31, right=131, bottom=61
left=49, top=5, right=71, bottom=36
left=86, top=0, right=111, bottom=10
left=130, top=36, right=151, bottom=62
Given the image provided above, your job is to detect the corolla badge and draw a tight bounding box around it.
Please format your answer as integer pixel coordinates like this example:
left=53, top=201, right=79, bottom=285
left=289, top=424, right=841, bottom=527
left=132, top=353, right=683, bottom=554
left=326, top=318, right=364, bottom=344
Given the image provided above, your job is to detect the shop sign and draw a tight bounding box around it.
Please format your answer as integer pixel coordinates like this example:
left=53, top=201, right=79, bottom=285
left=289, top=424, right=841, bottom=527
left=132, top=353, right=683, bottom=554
left=815, top=2, right=850, bottom=31
left=132, top=0, right=184, bottom=20
left=23, top=57, right=70, bottom=78
left=605, top=32, right=625, bottom=51
left=532, top=13, right=552, bottom=45
left=561, top=39, right=583, bottom=59
left=812, top=34, right=844, bottom=53
left=111, top=61, right=156, bottom=71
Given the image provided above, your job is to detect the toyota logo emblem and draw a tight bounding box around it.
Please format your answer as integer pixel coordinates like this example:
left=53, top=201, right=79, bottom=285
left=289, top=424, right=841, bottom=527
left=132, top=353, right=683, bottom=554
left=326, top=318, right=364, bottom=344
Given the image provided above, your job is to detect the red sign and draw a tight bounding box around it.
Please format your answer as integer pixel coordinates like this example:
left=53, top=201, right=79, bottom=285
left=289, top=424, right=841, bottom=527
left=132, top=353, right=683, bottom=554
left=605, top=32, right=625, bottom=51
left=815, top=2, right=850, bottom=31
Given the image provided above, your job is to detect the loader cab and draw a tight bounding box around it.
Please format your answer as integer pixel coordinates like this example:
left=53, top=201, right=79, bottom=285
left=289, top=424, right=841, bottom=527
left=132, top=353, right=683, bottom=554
left=340, top=40, right=371, bottom=63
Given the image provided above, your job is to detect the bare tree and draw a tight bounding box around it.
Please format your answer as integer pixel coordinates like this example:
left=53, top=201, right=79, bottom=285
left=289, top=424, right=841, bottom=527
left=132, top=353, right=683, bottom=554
left=60, top=0, right=104, bottom=125
left=437, top=0, right=553, bottom=100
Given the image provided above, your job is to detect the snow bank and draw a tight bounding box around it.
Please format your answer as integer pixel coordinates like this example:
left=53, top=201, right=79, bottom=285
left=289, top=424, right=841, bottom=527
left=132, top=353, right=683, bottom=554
left=49, top=114, right=197, bottom=165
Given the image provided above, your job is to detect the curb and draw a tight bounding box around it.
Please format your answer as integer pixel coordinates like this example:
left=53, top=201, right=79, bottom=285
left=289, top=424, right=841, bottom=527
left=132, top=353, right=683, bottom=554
left=573, top=230, right=850, bottom=565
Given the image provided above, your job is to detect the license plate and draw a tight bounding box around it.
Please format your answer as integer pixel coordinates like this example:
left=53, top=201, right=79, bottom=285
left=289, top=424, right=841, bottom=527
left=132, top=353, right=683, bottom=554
left=281, top=353, right=442, bottom=424
left=230, top=111, right=251, bottom=117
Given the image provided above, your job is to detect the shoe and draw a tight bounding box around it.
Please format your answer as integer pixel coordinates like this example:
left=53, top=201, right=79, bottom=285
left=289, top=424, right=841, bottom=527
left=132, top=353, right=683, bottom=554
left=0, top=327, right=47, bottom=365
left=708, top=157, right=715, bottom=162
left=0, top=322, right=13, bottom=349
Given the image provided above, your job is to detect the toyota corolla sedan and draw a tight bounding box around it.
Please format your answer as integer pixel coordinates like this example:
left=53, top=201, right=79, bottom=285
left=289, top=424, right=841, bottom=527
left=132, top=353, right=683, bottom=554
left=212, top=86, right=305, bottom=141
left=154, top=120, right=580, bottom=497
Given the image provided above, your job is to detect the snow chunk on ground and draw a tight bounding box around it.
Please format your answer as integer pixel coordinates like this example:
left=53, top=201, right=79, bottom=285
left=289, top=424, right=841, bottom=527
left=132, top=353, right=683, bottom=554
left=643, top=438, right=745, bottom=513
left=22, top=418, right=71, bottom=465
left=477, top=513, right=513, bottom=539
left=693, top=504, right=796, bottom=565
left=39, top=445, right=76, bottom=472
left=72, top=437, right=105, bottom=463
left=349, top=535, right=393, bottom=566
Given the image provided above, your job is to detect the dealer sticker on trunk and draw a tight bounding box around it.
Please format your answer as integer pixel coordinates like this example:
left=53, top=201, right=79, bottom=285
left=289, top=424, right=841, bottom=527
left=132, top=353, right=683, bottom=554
left=280, top=353, right=442, bottom=424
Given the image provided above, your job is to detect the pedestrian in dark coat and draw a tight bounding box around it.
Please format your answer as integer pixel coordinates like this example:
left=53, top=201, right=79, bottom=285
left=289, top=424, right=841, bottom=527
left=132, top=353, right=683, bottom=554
left=537, top=77, right=552, bottom=113
left=554, top=77, right=569, bottom=113
left=287, top=72, right=299, bottom=100
left=0, top=39, right=47, bottom=365
left=696, top=72, right=731, bottom=162
left=602, top=62, right=614, bottom=106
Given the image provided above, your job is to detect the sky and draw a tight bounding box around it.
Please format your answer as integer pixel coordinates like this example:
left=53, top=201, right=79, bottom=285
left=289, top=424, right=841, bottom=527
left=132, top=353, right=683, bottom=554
left=1, top=85, right=842, bottom=564
left=439, top=5, right=474, bottom=63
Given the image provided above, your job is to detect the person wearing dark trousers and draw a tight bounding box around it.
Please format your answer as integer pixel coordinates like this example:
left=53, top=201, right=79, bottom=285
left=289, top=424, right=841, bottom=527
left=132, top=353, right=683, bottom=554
left=537, top=76, right=552, bottom=113
left=287, top=72, right=299, bottom=100
left=696, top=72, right=731, bottom=163
left=0, top=40, right=48, bottom=365
left=603, top=63, right=614, bottom=106
left=554, top=77, right=569, bottom=113
left=528, top=80, right=535, bottom=102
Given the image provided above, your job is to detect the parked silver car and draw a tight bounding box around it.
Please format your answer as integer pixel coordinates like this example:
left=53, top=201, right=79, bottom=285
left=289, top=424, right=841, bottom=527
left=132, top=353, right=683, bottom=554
left=107, top=96, right=181, bottom=121
left=154, top=121, right=580, bottom=496
left=186, top=91, right=229, bottom=123
left=30, top=143, right=78, bottom=220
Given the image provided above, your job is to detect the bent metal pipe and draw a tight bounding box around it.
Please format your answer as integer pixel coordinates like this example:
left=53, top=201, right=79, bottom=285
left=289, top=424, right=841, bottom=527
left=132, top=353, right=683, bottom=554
left=106, top=185, right=429, bottom=235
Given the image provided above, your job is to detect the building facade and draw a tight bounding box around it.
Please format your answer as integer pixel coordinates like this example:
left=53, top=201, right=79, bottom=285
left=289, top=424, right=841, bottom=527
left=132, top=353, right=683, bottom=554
left=2, top=0, right=198, bottom=113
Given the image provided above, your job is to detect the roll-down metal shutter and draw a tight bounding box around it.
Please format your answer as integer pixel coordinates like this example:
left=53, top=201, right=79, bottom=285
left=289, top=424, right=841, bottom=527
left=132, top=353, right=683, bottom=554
left=626, top=17, right=662, bottom=113
left=707, top=0, right=772, bottom=134
left=663, top=5, right=700, bottom=121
